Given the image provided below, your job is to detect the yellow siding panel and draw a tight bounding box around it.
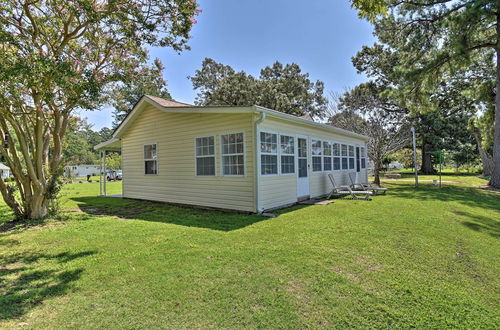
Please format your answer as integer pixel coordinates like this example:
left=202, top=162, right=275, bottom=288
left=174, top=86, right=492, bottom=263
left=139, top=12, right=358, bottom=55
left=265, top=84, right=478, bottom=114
left=121, top=105, right=256, bottom=212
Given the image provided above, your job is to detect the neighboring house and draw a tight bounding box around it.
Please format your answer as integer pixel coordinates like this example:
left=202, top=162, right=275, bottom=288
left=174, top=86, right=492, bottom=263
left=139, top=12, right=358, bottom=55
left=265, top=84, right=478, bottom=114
left=0, top=163, right=10, bottom=179
left=64, top=165, right=100, bottom=177
left=96, top=95, right=369, bottom=213
left=388, top=161, right=404, bottom=170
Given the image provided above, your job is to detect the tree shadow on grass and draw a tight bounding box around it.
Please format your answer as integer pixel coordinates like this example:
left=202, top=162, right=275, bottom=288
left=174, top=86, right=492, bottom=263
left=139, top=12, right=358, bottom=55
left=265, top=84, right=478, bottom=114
left=70, top=196, right=268, bottom=231
left=0, top=250, right=96, bottom=320
left=387, top=183, right=500, bottom=211
left=452, top=210, right=500, bottom=239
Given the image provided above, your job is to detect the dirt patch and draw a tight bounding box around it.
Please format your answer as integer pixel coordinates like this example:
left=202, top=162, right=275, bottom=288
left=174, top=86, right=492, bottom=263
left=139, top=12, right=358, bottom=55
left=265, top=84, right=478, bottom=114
left=354, top=255, right=383, bottom=272
left=331, top=266, right=363, bottom=281
left=478, top=185, right=500, bottom=194
left=79, top=206, right=144, bottom=218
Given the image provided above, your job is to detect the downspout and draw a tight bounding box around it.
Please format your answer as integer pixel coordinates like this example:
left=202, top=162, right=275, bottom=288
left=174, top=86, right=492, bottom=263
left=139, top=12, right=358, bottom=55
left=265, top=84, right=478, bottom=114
left=254, top=110, right=266, bottom=213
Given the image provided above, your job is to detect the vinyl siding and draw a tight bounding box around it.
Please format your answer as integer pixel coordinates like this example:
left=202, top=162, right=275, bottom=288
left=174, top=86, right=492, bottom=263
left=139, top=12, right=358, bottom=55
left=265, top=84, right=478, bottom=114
left=121, top=105, right=256, bottom=212
left=257, top=116, right=368, bottom=211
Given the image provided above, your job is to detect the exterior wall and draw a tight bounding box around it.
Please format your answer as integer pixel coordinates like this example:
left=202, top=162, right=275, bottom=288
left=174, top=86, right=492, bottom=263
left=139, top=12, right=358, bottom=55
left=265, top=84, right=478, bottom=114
left=257, top=116, right=368, bottom=211
left=0, top=169, right=9, bottom=179
left=121, top=105, right=256, bottom=212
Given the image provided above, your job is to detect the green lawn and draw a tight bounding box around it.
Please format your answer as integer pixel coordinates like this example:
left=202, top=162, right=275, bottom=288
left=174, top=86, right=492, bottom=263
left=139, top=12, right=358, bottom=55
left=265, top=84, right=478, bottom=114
left=0, top=174, right=499, bottom=328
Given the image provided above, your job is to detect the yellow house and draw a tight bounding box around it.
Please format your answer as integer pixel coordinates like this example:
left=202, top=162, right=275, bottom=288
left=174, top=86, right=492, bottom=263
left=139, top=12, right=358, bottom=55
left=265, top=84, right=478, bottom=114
left=96, top=95, right=369, bottom=213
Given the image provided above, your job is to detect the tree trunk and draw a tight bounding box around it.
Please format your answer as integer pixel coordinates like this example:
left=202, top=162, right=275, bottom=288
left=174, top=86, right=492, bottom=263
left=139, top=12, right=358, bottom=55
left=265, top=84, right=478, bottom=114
left=471, top=130, right=494, bottom=176
left=373, top=159, right=381, bottom=185
left=421, top=143, right=436, bottom=174
left=27, top=195, right=49, bottom=220
left=489, top=27, right=500, bottom=187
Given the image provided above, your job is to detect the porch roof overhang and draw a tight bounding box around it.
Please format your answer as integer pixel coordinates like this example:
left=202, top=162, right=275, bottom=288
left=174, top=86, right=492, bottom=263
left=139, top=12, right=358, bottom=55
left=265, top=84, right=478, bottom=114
left=94, top=138, right=121, bottom=151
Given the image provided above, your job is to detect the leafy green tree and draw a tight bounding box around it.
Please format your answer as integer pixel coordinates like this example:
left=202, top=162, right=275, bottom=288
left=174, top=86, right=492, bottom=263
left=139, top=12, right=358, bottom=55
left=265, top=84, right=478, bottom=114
left=111, top=58, right=172, bottom=128
left=352, top=0, right=500, bottom=186
left=189, top=58, right=328, bottom=120
left=0, top=0, right=199, bottom=220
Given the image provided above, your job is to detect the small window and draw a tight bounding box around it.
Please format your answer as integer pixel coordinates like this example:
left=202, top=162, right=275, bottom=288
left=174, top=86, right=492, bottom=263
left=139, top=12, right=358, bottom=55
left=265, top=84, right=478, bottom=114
left=341, top=144, right=348, bottom=170
left=280, top=135, right=295, bottom=174
left=323, top=141, right=332, bottom=171
left=260, top=132, right=278, bottom=175
left=144, top=144, right=158, bottom=175
left=312, top=139, right=322, bottom=172
left=333, top=143, right=341, bottom=170
left=361, top=147, right=367, bottom=169
left=222, top=133, right=244, bottom=175
left=196, top=136, right=215, bottom=176
left=348, top=145, right=355, bottom=170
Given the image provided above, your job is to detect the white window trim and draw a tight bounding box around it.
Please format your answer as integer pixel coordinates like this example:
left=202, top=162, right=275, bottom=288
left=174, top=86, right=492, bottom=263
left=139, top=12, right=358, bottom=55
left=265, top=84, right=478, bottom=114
left=322, top=140, right=333, bottom=173
left=280, top=134, right=296, bottom=176
left=259, top=130, right=279, bottom=176
left=220, top=131, right=246, bottom=177
left=144, top=143, right=158, bottom=175
left=332, top=142, right=341, bottom=171
left=194, top=134, right=216, bottom=176
left=311, top=139, right=323, bottom=172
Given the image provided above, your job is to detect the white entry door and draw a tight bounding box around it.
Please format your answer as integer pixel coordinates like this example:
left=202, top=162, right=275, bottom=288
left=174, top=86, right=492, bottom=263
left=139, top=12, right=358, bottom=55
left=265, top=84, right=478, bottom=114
left=297, top=137, right=310, bottom=199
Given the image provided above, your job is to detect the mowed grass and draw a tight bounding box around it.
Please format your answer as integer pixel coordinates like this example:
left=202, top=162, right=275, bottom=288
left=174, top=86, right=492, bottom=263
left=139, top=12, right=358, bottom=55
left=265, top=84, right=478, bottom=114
left=0, top=175, right=499, bottom=328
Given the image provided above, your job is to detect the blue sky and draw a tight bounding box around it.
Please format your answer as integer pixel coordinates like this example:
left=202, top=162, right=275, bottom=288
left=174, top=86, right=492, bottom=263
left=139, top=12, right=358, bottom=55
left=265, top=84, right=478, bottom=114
left=80, top=0, right=375, bottom=129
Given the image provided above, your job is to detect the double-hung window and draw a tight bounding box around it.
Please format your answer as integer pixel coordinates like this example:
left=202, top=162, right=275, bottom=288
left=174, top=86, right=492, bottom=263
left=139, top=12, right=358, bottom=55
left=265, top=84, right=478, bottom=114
left=333, top=143, right=341, bottom=170
left=260, top=132, right=278, bottom=175
left=195, top=136, right=215, bottom=176
left=348, top=145, right=355, bottom=170
left=361, top=147, right=367, bottom=169
left=144, top=143, right=158, bottom=175
left=221, top=133, right=244, bottom=175
left=323, top=141, right=332, bottom=171
left=280, top=135, right=295, bottom=174
left=312, top=139, right=322, bottom=172
left=341, top=144, right=348, bottom=170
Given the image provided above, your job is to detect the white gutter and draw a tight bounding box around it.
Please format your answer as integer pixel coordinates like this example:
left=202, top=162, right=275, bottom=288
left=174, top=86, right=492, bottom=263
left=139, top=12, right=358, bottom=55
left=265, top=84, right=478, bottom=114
left=254, top=111, right=266, bottom=213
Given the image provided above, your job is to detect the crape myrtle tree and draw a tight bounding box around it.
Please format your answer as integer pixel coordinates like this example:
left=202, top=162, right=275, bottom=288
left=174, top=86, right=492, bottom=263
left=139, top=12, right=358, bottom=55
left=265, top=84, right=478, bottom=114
left=0, top=0, right=199, bottom=220
left=189, top=58, right=328, bottom=120
left=352, top=0, right=500, bottom=187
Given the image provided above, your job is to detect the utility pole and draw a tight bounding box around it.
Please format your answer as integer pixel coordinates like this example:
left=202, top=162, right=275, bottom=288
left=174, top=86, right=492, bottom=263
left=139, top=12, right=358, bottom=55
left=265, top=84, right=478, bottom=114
left=411, top=127, right=418, bottom=188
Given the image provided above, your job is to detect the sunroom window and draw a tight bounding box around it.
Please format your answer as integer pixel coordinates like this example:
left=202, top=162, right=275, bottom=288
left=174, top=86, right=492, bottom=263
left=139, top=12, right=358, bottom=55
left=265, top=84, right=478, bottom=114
left=260, top=132, right=278, bottom=175
left=312, top=139, right=322, bottom=172
left=221, top=133, right=244, bottom=175
left=333, top=143, right=341, bottom=170
left=341, top=144, right=348, bottom=170
left=323, top=141, right=332, bottom=171
left=280, top=135, right=295, bottom=174
left=361, top=147, right=367, bottom=169
left=348, top=145, right=355, bottom=170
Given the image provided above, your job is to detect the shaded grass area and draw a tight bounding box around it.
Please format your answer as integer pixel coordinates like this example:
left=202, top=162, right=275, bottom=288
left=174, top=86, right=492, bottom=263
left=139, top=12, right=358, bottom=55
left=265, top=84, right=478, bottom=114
left=0, top=176, right=499, bottom=328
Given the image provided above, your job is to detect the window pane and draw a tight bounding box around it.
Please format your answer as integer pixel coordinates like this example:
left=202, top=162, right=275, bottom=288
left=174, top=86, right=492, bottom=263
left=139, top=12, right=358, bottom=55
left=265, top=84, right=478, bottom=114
left=341, top=144, right=348, bottom=157
left=281, top=155, right=295, bottom=174
left=298, top=158, right=308, bottom=177
left=341, top=158, right=348, bottom=170
left=333, top=157, right=341, bottom=170
left=312, top=140, right=322, bottom=155
left=361, top=158, right=366, bottom=169
left=333, top=143, right=340, bottom=156
left=323, top=156, right=332, bottom=171
left=349, top=157, right=355, bottom=169
left=196, top=157, right=215, bottom=176
left=348, top=145, right=355, bottom=157
left=298, top=138, right=307, bottom=157
left=222, top=133, right=244, bottom=154
left=280, top=135, right=294, bottom=154
left=260, top=132, right=277, bottom=153
left=361, top=147, right=365, bottom=157
left=323, top=141, right=332, bottom=156
left=196, top=137, right=214, bottom=156
left=261, top=155, right=278, bottom=175
left=145, top=160, right=157, bottom=174
left=144, top=144, right=157, bottom=160
left=223, top=155, right=244, bottom=175
left=312, top=156, right=322, bottom=171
